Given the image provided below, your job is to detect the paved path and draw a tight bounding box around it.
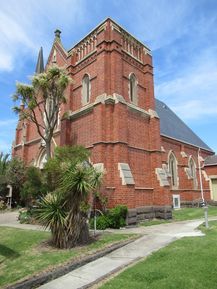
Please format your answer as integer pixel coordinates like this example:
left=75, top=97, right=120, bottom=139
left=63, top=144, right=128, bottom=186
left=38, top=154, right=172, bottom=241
left=39, top=219, right=205, bottom=289
left=0, top=210, right=18, bottom=224
left=0, top=211, right=44, bottom=231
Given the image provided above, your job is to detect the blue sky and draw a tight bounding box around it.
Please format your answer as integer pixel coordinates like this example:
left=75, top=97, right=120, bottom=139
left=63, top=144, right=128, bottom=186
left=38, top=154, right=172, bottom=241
left=1, top=0, right=217, bottom=154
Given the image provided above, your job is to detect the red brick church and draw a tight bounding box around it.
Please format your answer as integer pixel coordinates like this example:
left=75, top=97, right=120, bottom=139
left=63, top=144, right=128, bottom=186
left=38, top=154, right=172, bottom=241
left=13, top=18, right=217, bottom=221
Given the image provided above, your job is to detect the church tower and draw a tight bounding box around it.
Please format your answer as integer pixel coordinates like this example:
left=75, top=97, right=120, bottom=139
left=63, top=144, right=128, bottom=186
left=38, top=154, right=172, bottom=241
left=13, top=19, right=178, bottom=221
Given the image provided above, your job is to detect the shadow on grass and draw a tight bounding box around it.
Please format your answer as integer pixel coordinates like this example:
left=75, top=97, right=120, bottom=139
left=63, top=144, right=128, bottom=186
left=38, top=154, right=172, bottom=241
left=0, top=244, right=20, bottom=263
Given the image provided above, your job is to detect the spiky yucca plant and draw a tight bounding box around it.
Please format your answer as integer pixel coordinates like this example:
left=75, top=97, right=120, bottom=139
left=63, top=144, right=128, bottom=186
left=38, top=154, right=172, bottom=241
left=37, top=192, right=67, bottom=248
left=60, top=164, right=93, bottom=247
left=36, top=146, right=103, bottom=249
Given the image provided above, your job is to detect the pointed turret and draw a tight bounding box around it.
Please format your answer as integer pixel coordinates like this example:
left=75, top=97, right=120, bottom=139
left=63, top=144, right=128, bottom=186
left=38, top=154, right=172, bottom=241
left=35, top=47, right=44, bottom=74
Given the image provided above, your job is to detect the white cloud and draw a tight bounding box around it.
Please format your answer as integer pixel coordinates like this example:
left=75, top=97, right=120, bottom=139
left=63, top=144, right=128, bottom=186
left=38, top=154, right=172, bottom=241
left=0, top=0, right=87, bottom=72
left=156, top=46, right=217, bottom=121
left=0, top=11, right=34, bottom=48
left=170, top=100, right=217, bottom=120
left=0, top=9, right=36, bottom=72
left=0, top=50, right=13, bottom=72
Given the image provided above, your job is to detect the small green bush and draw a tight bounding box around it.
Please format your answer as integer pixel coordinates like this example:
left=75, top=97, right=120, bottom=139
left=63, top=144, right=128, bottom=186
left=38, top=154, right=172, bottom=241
left=107, top=205, right=128, bottom=229
left=90, top=215, right=110, bottom=230
left=18, top=207, right=38, bottom=224
left=90, top=205, right=128, bottom=230
left=18, top=210, right=31, bottom=224
left=0, top=200, right=6, bottom=210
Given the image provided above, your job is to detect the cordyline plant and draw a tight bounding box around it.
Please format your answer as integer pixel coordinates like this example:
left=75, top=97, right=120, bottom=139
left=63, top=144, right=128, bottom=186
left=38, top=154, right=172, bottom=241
left=13, top=67, right=71, bottom=159
left=36, top=146, right=103, bottom=248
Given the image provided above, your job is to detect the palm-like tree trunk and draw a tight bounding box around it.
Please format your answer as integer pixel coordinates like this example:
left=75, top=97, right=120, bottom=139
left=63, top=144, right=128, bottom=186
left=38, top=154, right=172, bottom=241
left=63, top=200, right=90, bottom=248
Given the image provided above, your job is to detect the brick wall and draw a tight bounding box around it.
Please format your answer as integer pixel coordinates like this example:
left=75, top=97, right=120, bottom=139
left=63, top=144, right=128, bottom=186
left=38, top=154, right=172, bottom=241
left=161, top=136, right=212, bottom=204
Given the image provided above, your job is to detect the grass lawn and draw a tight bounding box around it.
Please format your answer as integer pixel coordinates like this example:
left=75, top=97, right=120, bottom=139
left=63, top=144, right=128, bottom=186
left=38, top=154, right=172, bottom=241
left=100, top=221, right=217, bottom=289
left=0, top=227, right=137, bottom=288
left=173, top=206, right=217, bottom=221
left=141, top=206, right=217, bottom=226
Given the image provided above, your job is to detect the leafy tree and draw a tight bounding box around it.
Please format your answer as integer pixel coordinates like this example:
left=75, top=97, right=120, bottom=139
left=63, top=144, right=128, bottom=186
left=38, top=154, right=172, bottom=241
left=13, top=67, right=71, bottom=159
left=5, top=157, right=26, bottom=204
left=0, top=152, right=10, bottom=197
left=20, top=166, right=46, bottom=206
left=6, top=157, right=26, bottom=189
left=37, top=146, right=103, bottom=248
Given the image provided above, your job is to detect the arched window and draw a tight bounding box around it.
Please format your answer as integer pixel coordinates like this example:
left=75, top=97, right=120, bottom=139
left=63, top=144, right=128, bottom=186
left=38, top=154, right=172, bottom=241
left=129, top=73, right=137, bottom=104
left=189, top=157, right=198, bottom=189
left=36, top=150, right=47, bottom=169
left=168, top=152, right=178, bottom=189
left=82, top=74, right=90, bottom=105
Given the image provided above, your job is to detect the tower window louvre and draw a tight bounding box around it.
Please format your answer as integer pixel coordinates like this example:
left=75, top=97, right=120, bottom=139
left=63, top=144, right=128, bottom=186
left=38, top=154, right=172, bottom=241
left=82, top=74, right=90, bottom=105
left=129, top=73, right=137, bottom=104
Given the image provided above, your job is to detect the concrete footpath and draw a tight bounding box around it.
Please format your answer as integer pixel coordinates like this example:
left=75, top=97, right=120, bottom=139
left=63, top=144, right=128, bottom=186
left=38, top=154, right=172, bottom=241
left=39, top=220, right=205, bottom=289
left=0, top=210, right=45, bottom=231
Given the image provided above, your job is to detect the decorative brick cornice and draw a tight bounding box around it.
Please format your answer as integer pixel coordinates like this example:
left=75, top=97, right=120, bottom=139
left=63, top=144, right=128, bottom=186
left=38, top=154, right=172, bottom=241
left=68, top=104, right=94, bottom=120
left=148, top=109, right=159, bottom=119
left=68, top=93, right=156, bottom=121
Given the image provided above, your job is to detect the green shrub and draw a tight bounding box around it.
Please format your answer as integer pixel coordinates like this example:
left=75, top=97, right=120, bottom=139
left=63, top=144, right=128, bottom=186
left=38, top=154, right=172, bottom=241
left=18, top=207, right=38, bottom=224
left=0, top=200, right=6, bottom=211
left=20, top=166, right=46, bottom=206
left=90, top=215, right=110, bottom=230
left=5, top=157, right=26, bottom=205
left=18, top=209, right=31, bottom=224
left=90, top=205, right=128, bottom=230
left=107, top=205, right=128, bottom=229
left=0, top=152, right=9, bottom=198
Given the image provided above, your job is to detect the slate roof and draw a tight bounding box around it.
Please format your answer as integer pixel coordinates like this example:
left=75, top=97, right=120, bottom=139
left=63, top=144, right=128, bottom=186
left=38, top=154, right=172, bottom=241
left=204, top=155, right=217, bottom=166
left=155, top=99, right=213, bottom=152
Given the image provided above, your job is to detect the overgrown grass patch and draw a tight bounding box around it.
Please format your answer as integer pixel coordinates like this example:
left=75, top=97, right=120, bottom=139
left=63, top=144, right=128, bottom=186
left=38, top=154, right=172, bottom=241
left=0, top=227, right=137, bottom=287
left=100, top=221, right=217, bottom=289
